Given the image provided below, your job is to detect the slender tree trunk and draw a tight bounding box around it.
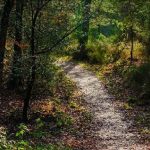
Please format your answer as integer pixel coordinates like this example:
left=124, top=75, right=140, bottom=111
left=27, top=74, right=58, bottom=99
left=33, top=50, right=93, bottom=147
left=79, top=0, right=92, bottom=59
left=22, top=59, right=36, bottom=122
left=8, top=0, right=24, bottom=89
left=22, top=0, right=51, bottom=122
left=0, top=0, right=14, bottom=84
left=22, top=16, right=36, bottom=123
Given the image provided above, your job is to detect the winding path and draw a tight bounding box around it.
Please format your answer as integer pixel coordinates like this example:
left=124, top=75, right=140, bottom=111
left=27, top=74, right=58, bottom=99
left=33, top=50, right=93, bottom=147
left=59, top=61, right=148, bottom=150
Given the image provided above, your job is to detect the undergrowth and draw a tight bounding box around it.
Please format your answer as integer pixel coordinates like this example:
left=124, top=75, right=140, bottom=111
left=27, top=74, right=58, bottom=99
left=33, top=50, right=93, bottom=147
left=0, top=65, right=93, bottom=150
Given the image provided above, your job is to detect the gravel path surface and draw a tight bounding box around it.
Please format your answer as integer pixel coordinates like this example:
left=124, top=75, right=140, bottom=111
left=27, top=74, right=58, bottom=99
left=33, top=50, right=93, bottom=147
left=59, top=61, right=149, bottom=150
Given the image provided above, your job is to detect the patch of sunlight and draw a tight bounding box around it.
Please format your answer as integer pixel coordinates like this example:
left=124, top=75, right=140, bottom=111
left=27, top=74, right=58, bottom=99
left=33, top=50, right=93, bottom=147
left=141, top=128, right=150, bottom=134
left=124, top=103, right=133, bottom=110
left=58, top=56, right=72, bottom=62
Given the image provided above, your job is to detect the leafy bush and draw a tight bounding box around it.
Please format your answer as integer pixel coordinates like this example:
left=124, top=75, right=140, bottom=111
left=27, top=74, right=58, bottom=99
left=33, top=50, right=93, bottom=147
left=15, top=124, right=32, bottom=149
left=87, top=41, right=107, bottom=64
left=125, top=63, right=150, bottom=105
left=0, top=125, right=31, bottom=150
left=0, top=128, right=15, bottom=150
left=126, top=63, right=150, bottom=86
left=34, top=55, right=59, bottom=94
left=16, top=123, right=28, bottom=139
left=54, top=111, right=73, bottom=127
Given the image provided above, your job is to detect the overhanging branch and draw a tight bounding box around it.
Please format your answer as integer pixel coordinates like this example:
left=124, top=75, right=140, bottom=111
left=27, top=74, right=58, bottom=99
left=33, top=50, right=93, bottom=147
left=35, top=0, right=104, bottom=55
left=36, top=23, right=82, bottom=55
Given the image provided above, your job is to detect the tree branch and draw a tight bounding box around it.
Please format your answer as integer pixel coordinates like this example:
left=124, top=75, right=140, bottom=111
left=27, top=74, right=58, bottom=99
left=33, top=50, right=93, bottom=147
left=35, top=0, right=104, bottom=55
left=36, top=23, right=82, bottom=55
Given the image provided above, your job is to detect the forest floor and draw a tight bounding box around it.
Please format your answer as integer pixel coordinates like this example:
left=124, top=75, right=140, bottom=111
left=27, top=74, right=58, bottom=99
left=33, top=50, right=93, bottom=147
left=0, top=59, right=150, bottom=150
left=0, top=67, right=98, bottom=149
left=58, top=60, right=150, bottom=150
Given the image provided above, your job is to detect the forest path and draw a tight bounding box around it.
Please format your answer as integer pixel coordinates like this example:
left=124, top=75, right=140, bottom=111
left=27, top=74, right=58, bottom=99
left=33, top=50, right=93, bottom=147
left=58, top=61, right=148, bottom=150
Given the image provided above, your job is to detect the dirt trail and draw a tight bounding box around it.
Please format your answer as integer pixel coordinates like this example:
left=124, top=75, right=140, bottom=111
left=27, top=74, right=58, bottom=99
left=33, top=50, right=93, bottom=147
left=59, top=61, right=149, bottom=150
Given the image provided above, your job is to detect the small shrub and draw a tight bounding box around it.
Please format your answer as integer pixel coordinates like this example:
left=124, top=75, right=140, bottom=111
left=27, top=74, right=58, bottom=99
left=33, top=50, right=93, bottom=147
left=16, top=124, right=28, bottom=139
left=31, top=130, right=47, bottom=139
left=127, top=63, right=150, bottom=84
left=125, top=62, right=150, bottom=105
left=16, top=140, right=32, bottom=150
left=87, top=42, right=107, bottom=64
left=54, top=111, right=73, bottom=127
left=15, top=124, right=32, bottom=149
left=35, top=118, right=44, bottom=129
left=0, top=128, right=15, bottom=150
left=69, top=101, right=78, bottom=109
left=124, top=103, right=133, bottom=110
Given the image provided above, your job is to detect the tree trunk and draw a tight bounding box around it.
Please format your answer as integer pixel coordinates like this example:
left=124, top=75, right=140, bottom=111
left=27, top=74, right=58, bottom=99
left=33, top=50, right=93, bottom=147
left=22, top=16, right=36, bottom=123
left=22, top=59, right=36, bottom=122
left=22, top=0, right=51, bottom=122
left=0, top=0, right=14, bottom=84
left=79, top=0, right=92, bottom=59
left=7, top=0, right=24, bottom=89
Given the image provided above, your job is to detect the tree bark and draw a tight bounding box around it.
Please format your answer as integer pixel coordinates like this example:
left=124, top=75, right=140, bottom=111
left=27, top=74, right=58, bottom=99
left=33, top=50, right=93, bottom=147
left=0, top=0, right=14, bottom=84
left=22, top=59, right=36, bottom=122
left=22, top=10, right=37, bottom=123
left=22, top=0, right=51, bottom=122
left=8, top=0, right=24, bottom=89
left=22, top=28, right=36, bottom=122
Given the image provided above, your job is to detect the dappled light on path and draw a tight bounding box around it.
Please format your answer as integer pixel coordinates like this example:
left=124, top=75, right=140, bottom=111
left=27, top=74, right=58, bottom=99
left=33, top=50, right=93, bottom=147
left=59, top=61, right=149, bottom=150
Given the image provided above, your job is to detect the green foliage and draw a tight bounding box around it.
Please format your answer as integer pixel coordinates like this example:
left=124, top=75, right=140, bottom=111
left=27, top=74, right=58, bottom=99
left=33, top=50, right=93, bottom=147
left=0, top=125, right=31, bottom=150
left=35, top=118, right=45, bottom=129
left=15, top=124, right=32, bottom=150
left=124, top=63, right=150, bottom=105
left=16, top=140, right=32, bottom=150
left=0, top=128, right=15, bottom=150
left=124, top=103, right=133, bottom=110
left=126, top=63, right=150, bottom=86
left=54, top=111, right=73, bottom=127
left=69, top=101, right=78, bottom=109
left=31, top=118, right=47, bottom=138
left=34, top=55, right=58, bottom=93
left=16, top=124, right=28, bottom=139
left=1, top=0, right=150, bottom=148
left=32, top=131, right=47, bottom=139
left=87, top=41, right=107, bottom=64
